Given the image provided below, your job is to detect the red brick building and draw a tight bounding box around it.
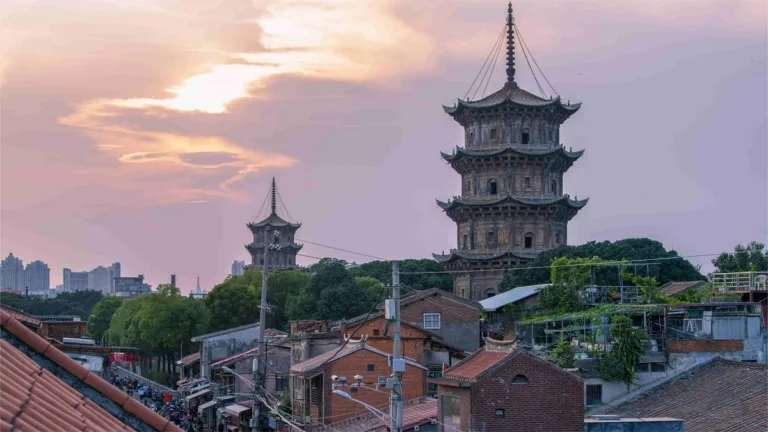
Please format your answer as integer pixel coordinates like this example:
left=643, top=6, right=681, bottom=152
left=432, top=338, right=583, bottom=432
left=290, top=340, right=427, bottom=427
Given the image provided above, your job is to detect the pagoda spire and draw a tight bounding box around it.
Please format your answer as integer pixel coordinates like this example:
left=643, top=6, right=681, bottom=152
left=195, top=277, right=201, bottom=294
left=270, top=177, right=277, bottom=215
left=506, top=2, right=516, bottom=83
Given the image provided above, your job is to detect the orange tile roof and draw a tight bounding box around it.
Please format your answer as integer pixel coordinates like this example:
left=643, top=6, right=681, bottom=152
left=442, top=349, right=514, bottom=382
left=0, top=310, right=182, bottom=432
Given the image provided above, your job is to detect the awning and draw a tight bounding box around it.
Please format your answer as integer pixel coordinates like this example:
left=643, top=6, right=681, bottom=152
left=224, top=404, right=252, bottom=416
left=185, top=388, right=211, bottom=401
left=198, top=400, right=217, bottom=414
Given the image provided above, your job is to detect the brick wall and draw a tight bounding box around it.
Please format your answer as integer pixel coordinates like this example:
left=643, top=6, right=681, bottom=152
left=291, top=320, right=333, bottom=335
left=328, top=348, right=426, bottom=423
left=346, top=316, right=426, bottom=363
left=471, top=353, right=583, bottom=432
left=401, top=292, right=480, bottom=353
left=436, top=386, right=471, bottom=432
left=667, top=339, right=743, bottom=353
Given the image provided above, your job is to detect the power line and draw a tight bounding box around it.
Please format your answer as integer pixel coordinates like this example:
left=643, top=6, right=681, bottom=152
left=296, top=239, right=390, bottom=261
left=480, top=26, right=505, bottom=99
left=471, top=24, right=506, bottom=101
left=515, top=23, right=546, bottom=97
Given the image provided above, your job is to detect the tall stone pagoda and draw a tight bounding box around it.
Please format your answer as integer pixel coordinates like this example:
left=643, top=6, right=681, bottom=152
left=434, top=3, right=587, bottom=301
left=245, top=178, right=303, bottom=270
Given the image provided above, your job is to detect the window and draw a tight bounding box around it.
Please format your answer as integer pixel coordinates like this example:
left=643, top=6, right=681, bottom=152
left=367, top=364, right=375, bottom=372
left=428, top=368, right=443, bottom=395
left=467, top=179, right=471, bottom=193
left=462, top=235, right=468, bottom=249
left=495, top=409, right=505, bottom=418
left=555, top=233, right=562, bottom=245
left=275, top=376, right=288, bottom=391
left=511, top=375, right=528, bottom=384
left=373, top=329, right=380, bottom=336
left=522, top=130, right=530, bottom=144
left=488, top=179, right=498, bottom=195
left=634, top=363, right=648, bottom=373
left=586, top=385, right=602, bottom=406
left=486, top=231, right=496, bottom=246
left=524, top=233, right=534, bottom=249
left=490, top=128, right=497, bottom=140
left=460, top=288, right=466, bottom=298
left=549, top=129, right=553, bottom=141
left=650, top=363, right=666, bottom=373
left=524, top=177, right=531, bottom=189
left=486, top=292, right=495, bottom=298
left=469, top=132, right=474, bottom=144
left=551, top=180, right=557, bottom=194
left=423, top=313, right=441, bottom=329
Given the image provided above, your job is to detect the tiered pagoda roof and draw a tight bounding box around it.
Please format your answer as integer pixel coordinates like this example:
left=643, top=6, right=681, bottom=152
left=432, top=248, right=535, bottom=264
left=443, top=80, right=581, bottom=118
left=247, top=177, right=301, bottom=232
left=440, top=145, right=584, bottom=163
left=436, top=194, right=589, bottom=211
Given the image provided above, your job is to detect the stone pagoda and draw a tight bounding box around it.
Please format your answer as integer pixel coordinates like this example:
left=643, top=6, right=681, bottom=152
left=245, top=178, right=303, bottom=270
left=434, top=3, right=587, bottom=301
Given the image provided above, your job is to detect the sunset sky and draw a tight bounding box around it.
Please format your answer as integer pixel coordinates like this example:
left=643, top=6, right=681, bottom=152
left=1, top=0, right=766, bottom=293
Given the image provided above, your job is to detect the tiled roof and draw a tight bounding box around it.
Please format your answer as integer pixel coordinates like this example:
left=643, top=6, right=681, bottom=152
left=0, top=310, right=181, bottom=432
left=440, top=146, right=584, bottom=163
left=326, top=398, right=437, bottom=432
left=442, top=349, right=515, bottom=382
left=443, top=82, right=581, bottom=118
left=432, top=249, right=534, bottom=264
left=398, top=287, right=481, bottom=310
left=247, top=212, right=301, bottom=229
left=211, top=346, right=258, bottom=369
left=191, top=322, right=259, bottom=342
left=436, top=194, right=589, bottom=211
left=659, top=281, right=706, bottom=297
left=603, top=358, right=768, bottom=432
left=263, top=328, right=288, bottom=338
left=291, top=343, right=427, bottom=375
left=176, top=351, right=200, bottom=366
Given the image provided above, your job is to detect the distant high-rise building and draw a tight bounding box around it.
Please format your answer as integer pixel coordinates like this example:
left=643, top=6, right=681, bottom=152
left=113, top=274, right=152, bottom=299
left=23, top=260, right=50, bottom=293
left=1, top=253, right=24, bottom=290
left=231, top=260, right=246, bottom=276
left=170, top=274, right=176, bottom=287
left=87, top=266, right=112, bottom=294
left=63, top=268, right=89, bottom=292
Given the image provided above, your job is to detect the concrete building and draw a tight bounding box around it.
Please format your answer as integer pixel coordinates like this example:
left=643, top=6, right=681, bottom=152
left=23, top=260, right=50, bottom=294
left=231, top=260, right=245, bottom=276
left=433, top=3, right=586, bottom=300
left=112, top=275, right=151, bottom=298
left=432, top=338, right=584, bottom=432
left=1, top=253, right=24, bottom=290
left=245, top=178, right=303, bottom=271
left=191, top=322, right=262, bottom=380
left=63, top=268, right=89, bottom=292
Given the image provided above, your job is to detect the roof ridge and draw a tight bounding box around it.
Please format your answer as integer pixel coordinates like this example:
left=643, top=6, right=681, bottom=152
left=0, top=310, right=180, bottom=431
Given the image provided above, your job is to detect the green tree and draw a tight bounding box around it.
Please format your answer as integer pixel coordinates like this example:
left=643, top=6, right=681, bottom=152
left=287, top=258, right=376, bottom=321
left=0, top=290, right=104, bottom=318
left=500, top=238, right=705, bottom=292
left=600, top=315, right=647, bottom=390
left=350, top=259, right=453, bottom=291
left=549, top=339, right=575, bottom=369
left=204, top=279, right=259, bottom=332
left=251, top=269, right=311, bottom=331
left=87, top=296, right=124, bottom=343
left=712, top=241, right=767, bottom=273
left=356, top=277, right=384, bottom=299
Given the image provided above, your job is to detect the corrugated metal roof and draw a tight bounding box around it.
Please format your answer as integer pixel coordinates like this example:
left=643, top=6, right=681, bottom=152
left=479, top=284, right=548, bottom=312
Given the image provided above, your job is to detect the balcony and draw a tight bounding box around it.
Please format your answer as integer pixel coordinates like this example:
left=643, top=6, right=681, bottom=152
left=712, top=271, right=768, bottom=293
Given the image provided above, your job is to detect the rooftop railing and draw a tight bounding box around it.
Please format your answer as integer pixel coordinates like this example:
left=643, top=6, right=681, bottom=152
left=712, top=271, right=768, bottom=293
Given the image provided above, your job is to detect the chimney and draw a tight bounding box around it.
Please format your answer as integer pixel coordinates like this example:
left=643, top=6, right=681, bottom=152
left=171, top=274, right=176, bottom=286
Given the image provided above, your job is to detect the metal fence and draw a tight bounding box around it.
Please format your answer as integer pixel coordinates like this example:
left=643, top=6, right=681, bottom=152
left=712, top=271, right=768, bottom=293
left=113, top=366, right=179, bottom=398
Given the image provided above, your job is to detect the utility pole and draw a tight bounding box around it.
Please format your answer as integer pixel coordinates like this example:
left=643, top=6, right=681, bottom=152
left=254, top=227, right=272, bottom=431
left=388, top=261, right=403, bottom=432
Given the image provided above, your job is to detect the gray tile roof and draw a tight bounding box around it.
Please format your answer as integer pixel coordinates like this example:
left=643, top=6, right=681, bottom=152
left=436, top=194, right=589, bottom=211
left=443, top=82, right=581, bottom=116
left=440, top=145, right=584, bottom=162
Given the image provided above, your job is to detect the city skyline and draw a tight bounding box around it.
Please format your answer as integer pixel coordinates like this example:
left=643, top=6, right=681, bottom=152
left=1, top=0, right=766, bottom=294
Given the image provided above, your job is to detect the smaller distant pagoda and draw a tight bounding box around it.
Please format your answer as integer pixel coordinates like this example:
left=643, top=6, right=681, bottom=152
left=245, top=178, right=303, bottom=270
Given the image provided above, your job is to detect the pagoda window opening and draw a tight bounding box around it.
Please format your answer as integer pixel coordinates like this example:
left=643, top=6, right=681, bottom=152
left=488, top=179, right=498, bottom=195
left=524, top=233, right=534, bottom=249
left=470, top=232, right=475, bottom=249
left=469, top=131, right=474, bottom=145
left=555, top=233, right=562, bottom=245
left=486, top=231, right=497, bottom=247
left=524, top=177, right=531, bottom=189
left=551, top=180, right=557, bottom=194
left=490, top=128, right=497, bottom=140
left=462, top=235, right=468, bottom=249
left=522, top=129, right=530, bottom=144
left=548, top=129, right=553, bottom=142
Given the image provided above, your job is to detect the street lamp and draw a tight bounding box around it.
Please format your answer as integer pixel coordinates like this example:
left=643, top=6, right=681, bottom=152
left=332, top=390, right=390, bottom=425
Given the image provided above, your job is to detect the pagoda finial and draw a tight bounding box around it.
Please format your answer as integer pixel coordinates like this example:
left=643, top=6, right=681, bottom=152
left=270, top=177, right=277, bottom=215
left=506, top=2, right=516, bottom=83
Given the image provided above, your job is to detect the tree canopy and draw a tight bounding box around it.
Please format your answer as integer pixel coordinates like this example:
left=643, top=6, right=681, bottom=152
left=0, top=290, right=103, bottom=317
left=500, top=238, right=705, bottom=292
left=712, top=241, right=767, bottom=273
left=86, top=296, right=124, bottom=342
left=349, top=259, right=452, bottom=291
left=204, top=276, right=260, bottom=332
left=287, top=258, right=378, bottom=321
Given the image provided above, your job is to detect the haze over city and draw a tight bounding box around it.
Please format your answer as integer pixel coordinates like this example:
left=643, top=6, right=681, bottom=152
left=1, top=0, right=766, bottom=293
